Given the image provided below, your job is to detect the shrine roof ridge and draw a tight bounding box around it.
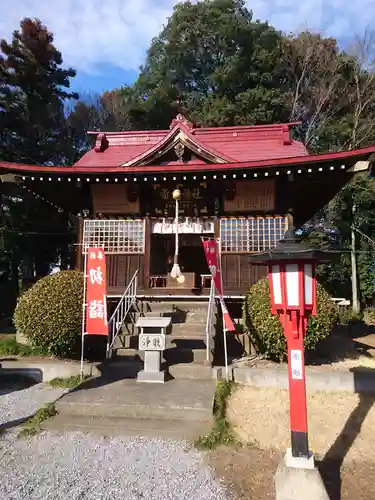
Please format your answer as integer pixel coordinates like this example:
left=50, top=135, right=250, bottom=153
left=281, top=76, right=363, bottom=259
left=86, top=121, right=302, bottom=137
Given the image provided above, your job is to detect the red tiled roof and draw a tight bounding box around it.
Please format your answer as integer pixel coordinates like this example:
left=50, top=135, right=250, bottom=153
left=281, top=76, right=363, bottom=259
left=73, top=118, right=308, bottom=168
left=1, top=117, right=374, bottom=176
left=74, top=145, right=151, bottom=167
left=1, top=144, right=375, bottom=175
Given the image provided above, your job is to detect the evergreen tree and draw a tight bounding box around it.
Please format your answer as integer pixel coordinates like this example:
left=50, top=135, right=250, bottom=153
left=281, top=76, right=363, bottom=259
left=0, top=18, right=77, bottom=318
left=118, top=0, right=290, bottom=129
left=0, top=18, right=77, bottom=164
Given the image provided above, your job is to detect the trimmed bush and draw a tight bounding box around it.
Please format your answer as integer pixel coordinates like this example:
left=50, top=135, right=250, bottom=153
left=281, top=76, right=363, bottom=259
left=13, top=270, right=84, bottom=358
left=242, top=277, right=338, bottom=361
left=364, top=307, right=375, bottom=326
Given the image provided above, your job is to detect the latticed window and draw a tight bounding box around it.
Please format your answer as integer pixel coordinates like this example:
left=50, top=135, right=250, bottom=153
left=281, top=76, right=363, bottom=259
left=220, top=216, right=288, bottom=253
left=83, top=219, right=145, bottom=254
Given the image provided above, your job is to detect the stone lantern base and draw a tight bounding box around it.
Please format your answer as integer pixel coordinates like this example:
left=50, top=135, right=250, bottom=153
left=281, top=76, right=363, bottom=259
left=275, top=451, right=329, bottom=500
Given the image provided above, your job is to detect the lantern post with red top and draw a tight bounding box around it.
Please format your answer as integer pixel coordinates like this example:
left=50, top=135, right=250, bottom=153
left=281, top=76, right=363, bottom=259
left=249, top=225, right=334, bottom=498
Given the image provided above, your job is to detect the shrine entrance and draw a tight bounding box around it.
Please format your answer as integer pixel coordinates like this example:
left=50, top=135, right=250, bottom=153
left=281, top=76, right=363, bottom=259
left=149, top=218, right=214, bottom=292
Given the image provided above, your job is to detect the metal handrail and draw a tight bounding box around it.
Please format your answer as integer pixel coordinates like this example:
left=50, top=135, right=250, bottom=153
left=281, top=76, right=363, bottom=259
left=204, top=279, right=215, bottom=363
left=106, top=270, right=138, bottom=358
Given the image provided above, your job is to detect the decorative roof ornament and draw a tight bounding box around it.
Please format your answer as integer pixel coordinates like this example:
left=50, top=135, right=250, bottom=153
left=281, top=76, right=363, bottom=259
left=94, top=133, right=109, bottom=153
left=169, top=96, right=194, bottom=130
left=174, top=142, right=185, bottom=162
left=169, top=112, right=194, bottom=130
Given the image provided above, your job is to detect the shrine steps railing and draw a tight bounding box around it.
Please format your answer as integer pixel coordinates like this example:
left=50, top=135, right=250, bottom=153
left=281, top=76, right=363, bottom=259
left=106, top=270, right=138, bottom=359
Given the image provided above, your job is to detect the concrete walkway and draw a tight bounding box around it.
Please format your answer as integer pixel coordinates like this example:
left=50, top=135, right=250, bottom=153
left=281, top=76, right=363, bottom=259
left=45, top=378, right=216, bottom=441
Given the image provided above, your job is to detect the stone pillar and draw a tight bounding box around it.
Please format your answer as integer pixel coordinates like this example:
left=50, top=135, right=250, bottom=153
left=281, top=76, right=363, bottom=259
left=135, top=318, right=170, bottom=383
left=138, top=350, right=166, bottom=383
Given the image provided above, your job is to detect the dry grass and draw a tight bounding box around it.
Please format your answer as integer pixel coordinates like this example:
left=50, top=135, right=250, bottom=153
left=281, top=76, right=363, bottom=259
left=227, top=385, right=375, bottom=463
left=327, top=356, right=375, bottom=370
left=208, top=446, right=375, bottom=500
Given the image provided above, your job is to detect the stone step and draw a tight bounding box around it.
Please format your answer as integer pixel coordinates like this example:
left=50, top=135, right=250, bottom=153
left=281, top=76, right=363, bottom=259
left=168, top=363, right=214, bottom=380
left=114, top=338, right=209, bottom=351
left=99, top=359, right=142, bottom=379
left=102, top=356, right=215, bottom=379
left=113, top=333, right=209, bottom=350
left=140, top=300, right=210, bottom=306
left=140, top=310, right=209, bottom=325
left=114, top=346, right=211, bottom=364
left=55, top=378, right=215, bottom=421
left=164, top=347, right=211, bottom=364
left=169, top=324, right=208, bottom=333
left=138, top=301, right=211, bottom=312
left=42, top=414, right=212, bottom=441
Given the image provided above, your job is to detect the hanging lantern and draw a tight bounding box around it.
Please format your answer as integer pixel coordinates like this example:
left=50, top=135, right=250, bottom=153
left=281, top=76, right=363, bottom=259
left=172, top=188, right=181, bottom=200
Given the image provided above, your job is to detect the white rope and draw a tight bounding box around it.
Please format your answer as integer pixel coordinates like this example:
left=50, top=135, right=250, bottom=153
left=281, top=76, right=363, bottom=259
left=175, top=199, right=179, bottom=258
left=170, top=197, right=182, bottom=279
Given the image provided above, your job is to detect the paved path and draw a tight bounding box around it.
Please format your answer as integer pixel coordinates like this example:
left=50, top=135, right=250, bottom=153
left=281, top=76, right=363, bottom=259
left=55, top=378, right=215, bottom=417
left=50, top=378, right=216, bottom=440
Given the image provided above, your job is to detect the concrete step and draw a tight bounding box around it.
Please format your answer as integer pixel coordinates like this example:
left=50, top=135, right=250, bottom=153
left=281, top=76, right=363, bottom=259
left=138, top=301, right=211, bottom=314
left=169, top=324, right=207, bottom=334
left=114, top=347, right=210, bottom=364
left=55, top=378, right=215, bottom=421
left=99, top=359, right=142, bottom=379
left=113, top=334, right=209, bottom=350
left=168, top=363, right=214, bottom=380
left=140, top=310, right=209, bottom=325
left=42, top=414, right=212, bottom=441
left=165, top=347, right=210, bottom=364
left=112, top=339, right=209, bottom=355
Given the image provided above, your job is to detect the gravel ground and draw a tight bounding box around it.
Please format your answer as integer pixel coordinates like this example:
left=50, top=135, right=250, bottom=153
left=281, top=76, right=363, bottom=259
left=0, top=382, right=67, bottom=429
left=0, top=432, right=231, bottom=500
left=0, top=381, right=230, bottom=500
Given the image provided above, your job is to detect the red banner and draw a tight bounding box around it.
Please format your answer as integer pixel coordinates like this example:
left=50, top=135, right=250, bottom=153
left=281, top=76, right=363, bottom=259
left=202, top=239, right=235, bottom=332
left=202, top=239, right=223, bottom=297
left=84, top=247, right=108, bottom=336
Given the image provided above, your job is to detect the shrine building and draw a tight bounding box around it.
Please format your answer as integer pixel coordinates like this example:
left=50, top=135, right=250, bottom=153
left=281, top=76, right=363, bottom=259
left=1, top=114, right=375, bottom=301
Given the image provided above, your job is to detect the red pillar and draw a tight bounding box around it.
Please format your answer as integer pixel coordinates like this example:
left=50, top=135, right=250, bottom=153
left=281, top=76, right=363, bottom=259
left=285, top=311, right=309, bottom=458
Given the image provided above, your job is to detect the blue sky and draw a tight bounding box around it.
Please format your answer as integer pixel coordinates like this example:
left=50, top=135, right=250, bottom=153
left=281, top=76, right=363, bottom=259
left=1, top=0, right=375, bottom=96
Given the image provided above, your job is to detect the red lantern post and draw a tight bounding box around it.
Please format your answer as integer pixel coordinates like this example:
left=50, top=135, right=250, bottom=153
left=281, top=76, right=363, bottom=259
left=268, top=261, right=316, bottom=458
left=249, top=228, right=333, bottom=463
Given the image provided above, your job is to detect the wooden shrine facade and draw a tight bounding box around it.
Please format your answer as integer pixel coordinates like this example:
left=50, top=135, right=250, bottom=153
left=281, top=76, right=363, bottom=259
left=82, top=176, right=287, bottom=295
left=1, top=115, right=375, bottom=297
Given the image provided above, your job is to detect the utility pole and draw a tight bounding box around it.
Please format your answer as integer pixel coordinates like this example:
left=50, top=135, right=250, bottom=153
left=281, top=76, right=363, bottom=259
left=351, top=202, right=360, bottom=314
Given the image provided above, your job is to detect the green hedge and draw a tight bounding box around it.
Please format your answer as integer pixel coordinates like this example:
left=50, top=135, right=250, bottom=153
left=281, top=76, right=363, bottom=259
left=13, top=270, right=84, bottom=358
left=242, top=277, right=338, bottom=361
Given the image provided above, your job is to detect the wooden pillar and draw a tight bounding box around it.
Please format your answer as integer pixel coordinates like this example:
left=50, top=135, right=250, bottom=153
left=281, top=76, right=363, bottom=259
left=214, top=218, right=220, bottom=240
left=287, top=172, right=295, bottom=228
left=144, top=217, right=151, bottom=291
left=76, top=216, right=84, bottom=271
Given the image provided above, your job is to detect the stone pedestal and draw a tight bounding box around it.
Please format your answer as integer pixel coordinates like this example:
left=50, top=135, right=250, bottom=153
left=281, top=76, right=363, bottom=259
left=275, top=450, right=329, bottom=500
left=135, top=317, right=171, bottom=384
left=137, top=350, right=166, bottom=383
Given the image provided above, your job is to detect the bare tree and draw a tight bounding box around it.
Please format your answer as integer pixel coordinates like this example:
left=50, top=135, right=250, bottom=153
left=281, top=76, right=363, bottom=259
left=343, top=29, right=375, bottom=150
left=283, top=32, right=346, bottom=150
left=100, top=89, right=133, bottom=131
